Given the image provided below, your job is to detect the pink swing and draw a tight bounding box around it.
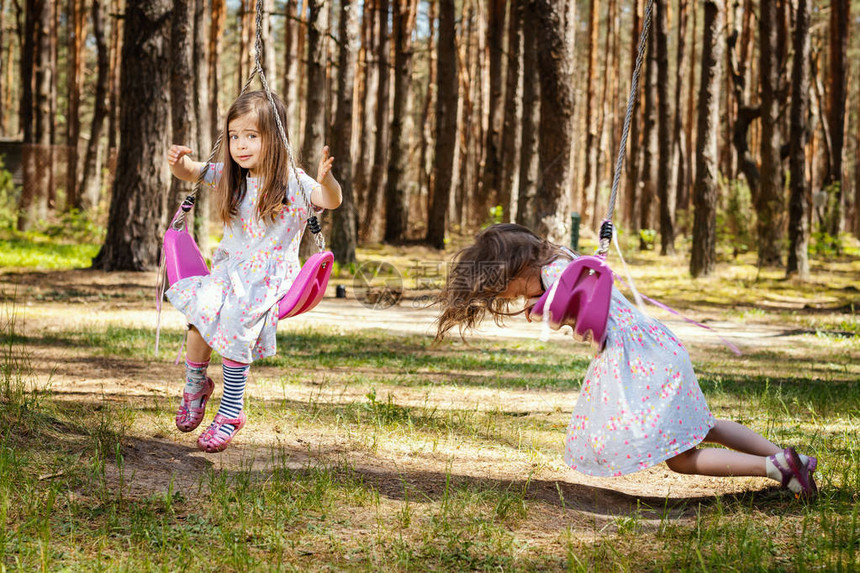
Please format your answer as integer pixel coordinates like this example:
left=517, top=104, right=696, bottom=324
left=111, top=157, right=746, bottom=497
left=527, top=0, right=657, bottom=348
left=162, top=198, right=333, bottom=320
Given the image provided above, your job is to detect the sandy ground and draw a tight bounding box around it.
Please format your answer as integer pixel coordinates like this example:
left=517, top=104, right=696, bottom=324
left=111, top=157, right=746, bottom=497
left=4, top=268, right=835, bottom=523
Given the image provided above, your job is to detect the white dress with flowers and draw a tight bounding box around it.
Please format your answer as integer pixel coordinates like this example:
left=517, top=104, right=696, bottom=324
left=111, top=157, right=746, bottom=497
left=541, top=257, right=715, bottom=477
left=166, top=163, right=322, bottom=363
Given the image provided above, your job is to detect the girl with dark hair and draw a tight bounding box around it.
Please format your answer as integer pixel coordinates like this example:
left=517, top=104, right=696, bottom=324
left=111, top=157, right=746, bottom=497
left=436, top=224, right=818, bottom=497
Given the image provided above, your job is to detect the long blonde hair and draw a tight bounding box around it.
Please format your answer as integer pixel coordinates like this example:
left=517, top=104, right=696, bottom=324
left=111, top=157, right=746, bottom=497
left=215, top=91, right=297, bottom=225
left=435, top=224, right=566, bottom=341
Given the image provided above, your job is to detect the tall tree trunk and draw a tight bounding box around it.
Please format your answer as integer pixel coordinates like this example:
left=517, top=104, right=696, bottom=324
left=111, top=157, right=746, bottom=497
left=237, top=0, right=252, bottom=89
left=672, top=0, right=688, bottom=224
left=301, top=0, right=328, bottom=176
left=454, top=1, right=475, bottom=228
left=478, top=0, right=504, bottom=216
left=592, top=0, right=613, bottom=224
left=624, top=0, right=643, bottom=231
left=786, top=0, right=809, bottom=278
left=330, top=0, right=359, bottom=263
left=282, top=0, right=298, bottom=136
left=0, top=0, right=5, bottom=135
left=66, top=0, right=86, bottom=210
left=757, top=0, right=784, bottom=266
left=106, top=0, right=122, bottom=164
left=210, top=0, right=225, bottom=143
left=383, top=0, right=417, bottom=243
left=499, top=0, right=523, bottom=222
left=655, top=0, right=674, bottom=254
left=727, top=0, right=760, bottom=205
left=168, top=0, right=195, bottom=222
left=530, top=0, right=574, bottom=244
left=192, top=0, right=210, bottom=254
left=639, top=12, right=658, bottom=250
left=362, top=0, right=389, bottom=241
left=825, top=0, right=848, bottom=236
left=92, top=0, right=172, bottom=271
left=855, top=87, right=860, bottom=238
left=684, top=0, right=697, bottom=208
left=690, top=0, right=723, bottom=277
left=426, top=0, right=456, bottom=249
left=80, top=0, right=109, bottom=209
left=17, top=0, right=51, bottom=231
left=352, top=0, right=377, bottom=211
left=516, top=4, right=539, bottom=230
left=417, top=0, right=437, bottom=225
left=582, top=0, right=600, bottom=225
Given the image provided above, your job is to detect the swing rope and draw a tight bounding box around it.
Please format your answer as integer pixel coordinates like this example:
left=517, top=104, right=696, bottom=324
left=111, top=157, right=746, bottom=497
left=598, top=0, right=655, bottom=256
left=171, top=0, right=325, bottom=251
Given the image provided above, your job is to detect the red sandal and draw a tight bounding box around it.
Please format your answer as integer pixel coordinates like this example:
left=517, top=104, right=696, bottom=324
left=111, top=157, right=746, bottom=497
left=175, top=377, right=215, bottom=432
left=197, top=411, right=247, bottom=453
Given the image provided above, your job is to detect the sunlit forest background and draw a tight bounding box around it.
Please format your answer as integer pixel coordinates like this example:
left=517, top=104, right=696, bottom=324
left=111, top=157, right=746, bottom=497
left=0, top=0, right=858, bottom=276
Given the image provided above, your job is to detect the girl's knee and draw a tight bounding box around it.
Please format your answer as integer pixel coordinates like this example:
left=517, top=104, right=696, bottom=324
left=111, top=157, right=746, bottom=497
left=666, top=449, right=696, bottom=474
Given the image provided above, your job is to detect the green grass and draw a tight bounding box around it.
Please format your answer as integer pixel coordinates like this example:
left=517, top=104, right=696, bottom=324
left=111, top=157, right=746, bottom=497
left=1, top=231, right=858, bottom=571
left=0, top=237, right=100, bottom=269
left=3, top=311, right=859, bottom=570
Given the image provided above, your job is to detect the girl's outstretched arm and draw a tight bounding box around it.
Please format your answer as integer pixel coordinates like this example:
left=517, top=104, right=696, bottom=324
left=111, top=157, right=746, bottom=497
left=167, top=145, right=207, bottom=182
left=311, top=145, right=342, bottom=210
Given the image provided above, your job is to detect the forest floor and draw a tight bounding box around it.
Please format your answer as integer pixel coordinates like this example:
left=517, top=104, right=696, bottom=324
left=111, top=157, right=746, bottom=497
left=2, top=244, right=859, bottom=570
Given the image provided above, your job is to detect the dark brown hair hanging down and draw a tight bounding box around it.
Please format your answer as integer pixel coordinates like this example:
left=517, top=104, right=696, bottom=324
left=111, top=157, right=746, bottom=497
left=434, top=223, right=569, bottom=341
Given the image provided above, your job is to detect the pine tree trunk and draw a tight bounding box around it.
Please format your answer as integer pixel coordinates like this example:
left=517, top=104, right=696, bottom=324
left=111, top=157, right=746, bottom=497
left=690, top=0, right=723, bottom=277
left=383, top=0, right=417, bottom=243
left=624, top=0, right=643, bottom=231
left=302, top=0, right=328, bottom=175
left=531, top=0, right=574, bottom=244
left=210, top=0, right=225, bottom=143
left=352, top=0, right=377, bottom=210
left=17, top=0, right=51, bottom=231
left=478, top=0, right=504, bottom=216
left=79, top=0, right=109, bottom=210
left=499, top=0, right=523, bottom=222
left=592, top=0, right=612, bottom=224
left=106, top=0, right=122, bottom=163
left=0, top=0, right=5, bottom=134
left=757, top=0, right=784, bottom=266
left=168, top=0, right=196, bottom=222
left=282, top=0, right=298, bottom=137
left=672, top=0, right=688, bottom=224
left=92, top=0, right=172, bottom=271
left=582, top=0, right=600, bottom=225
left=655, top=0, right=675, bottom=254
left=330, top=0, right=359, bottom=263
left=192, top=0, right=210, bottom=255
left=66, top=0, right=86, bottom=210
left=786, top=0, right=810, bottom=278
left=417, top=0, right=437, bottom=225
left=516, top=4, right=539, bottom=230
left=425, top=0, right=457, bottom=249
left=825, top=0, right=848, bottom=236
left=362, top=0, right=389, bottom=241
left=639, top=13, right=658, bottom=250
left=684, top=0, right=697, bottom=206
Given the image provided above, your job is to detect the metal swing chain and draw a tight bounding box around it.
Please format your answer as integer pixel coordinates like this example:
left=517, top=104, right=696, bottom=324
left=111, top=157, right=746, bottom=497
left=599, top=0, right=655, bottom=256
left=172, top=0, right=325, bottom=252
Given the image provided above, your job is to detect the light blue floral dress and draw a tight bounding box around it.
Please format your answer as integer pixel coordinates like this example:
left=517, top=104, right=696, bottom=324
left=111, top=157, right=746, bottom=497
left=166, top=163, right=322, bottom=363
left=541, top=257, right=715, bottom=476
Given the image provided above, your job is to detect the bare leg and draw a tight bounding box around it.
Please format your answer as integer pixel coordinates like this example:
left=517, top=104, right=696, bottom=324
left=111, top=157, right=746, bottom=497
left=702, top=419, right=781, bottom=457
left=665, top=447, right=767, bottom=477
left=186, top=326, right=212, bottom=363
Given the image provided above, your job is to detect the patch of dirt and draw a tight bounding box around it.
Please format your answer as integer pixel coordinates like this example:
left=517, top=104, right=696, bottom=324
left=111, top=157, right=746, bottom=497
left=4, top=269, right=834, bottom=528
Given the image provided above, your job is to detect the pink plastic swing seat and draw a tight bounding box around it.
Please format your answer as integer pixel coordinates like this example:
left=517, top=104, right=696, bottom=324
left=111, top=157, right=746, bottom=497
left=162, top=225, right=333, bottom=320
left=529, top=256, right=614, bottom=347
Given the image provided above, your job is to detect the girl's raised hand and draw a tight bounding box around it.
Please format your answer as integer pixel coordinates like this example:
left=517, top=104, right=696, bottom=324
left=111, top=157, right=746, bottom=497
left=316, top=145, right=335, bottom=183
left=167, top=145, right=194, bottom=166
